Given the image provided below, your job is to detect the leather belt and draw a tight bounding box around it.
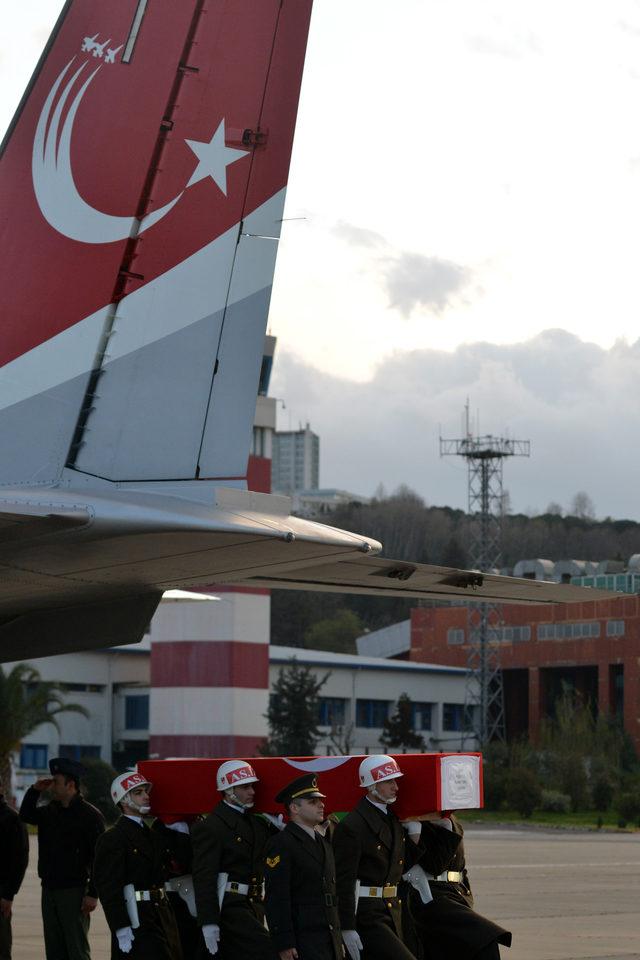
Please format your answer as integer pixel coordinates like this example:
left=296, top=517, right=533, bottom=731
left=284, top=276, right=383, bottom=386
left=135, top=888, right=166, bottom=902
left=427, top=871, right=463, bottom=883
left=358, top=884, right=398, bottom=899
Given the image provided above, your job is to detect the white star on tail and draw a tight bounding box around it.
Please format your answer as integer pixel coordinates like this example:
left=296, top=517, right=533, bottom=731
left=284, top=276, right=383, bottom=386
left=185, top=119, right=249, bottom=195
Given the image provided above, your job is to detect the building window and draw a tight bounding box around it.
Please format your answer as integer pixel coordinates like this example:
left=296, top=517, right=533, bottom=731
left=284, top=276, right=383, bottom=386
left=20, top=743, right=48, bottom=769
left=356, top=699, right=390, bottom=728
left=125, top=694, right=149, bottom=730
left=59, top=744, right=101, bottom=762
left=411, top=702, right=433, bottom=731
left=317, top=698, right=347, bottom=726
left=537, top=621, right=600, bottom=640
left=442, top=703, right=469, bottom=732
left=447, top=628, right=465, bottom=645
left=496, top=626, right=531, bottom=643
left=606, top=620, right=625, bottom=637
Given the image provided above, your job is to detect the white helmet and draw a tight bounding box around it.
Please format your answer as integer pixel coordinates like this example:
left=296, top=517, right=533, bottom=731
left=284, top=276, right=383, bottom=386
left=216, top=760, right=259, bottom=792
left=111, top=771, right=152, bottom=808
left=359, top=755, right=403, bottom=788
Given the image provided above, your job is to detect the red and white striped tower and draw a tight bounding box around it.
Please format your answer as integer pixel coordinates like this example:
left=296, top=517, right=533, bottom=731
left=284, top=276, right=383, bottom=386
left=148, top=584, right=270, bottom=757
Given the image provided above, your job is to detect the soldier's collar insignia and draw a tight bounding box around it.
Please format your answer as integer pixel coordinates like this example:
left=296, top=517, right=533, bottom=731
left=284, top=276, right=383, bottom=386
left=266, top=855, right=281, bottom=868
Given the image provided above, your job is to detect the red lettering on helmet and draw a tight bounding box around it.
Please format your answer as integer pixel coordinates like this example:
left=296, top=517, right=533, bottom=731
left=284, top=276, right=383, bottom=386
left=371, top=761, right=399, bottom=781
left=228, top=765, right=255, bottom=783
left=121, top=773, right=145, bottom=791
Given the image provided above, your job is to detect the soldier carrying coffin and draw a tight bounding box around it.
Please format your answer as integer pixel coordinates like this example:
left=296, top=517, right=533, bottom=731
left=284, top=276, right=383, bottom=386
left=93, top=772, right=184, bottom=959
left=190, top=760, right=280, bottom=959
left=332, top=755, right=423, bottom=960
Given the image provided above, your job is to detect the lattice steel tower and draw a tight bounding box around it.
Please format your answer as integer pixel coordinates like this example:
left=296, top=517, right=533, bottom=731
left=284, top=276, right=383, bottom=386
left=440, top=403, right=530, bottom=745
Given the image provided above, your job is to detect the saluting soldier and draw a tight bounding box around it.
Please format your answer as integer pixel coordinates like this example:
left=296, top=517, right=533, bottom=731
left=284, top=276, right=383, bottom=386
left=264, top=773, right=343, bottom=960
left=191, top=760, right=279, bottom=959
left=93, top=772, right=183, bottom=959
left=332, top=755, right=422, bottom=960
left=402, top=814, right=511, bottom=960
left=20, top=757, right=105, bottom=960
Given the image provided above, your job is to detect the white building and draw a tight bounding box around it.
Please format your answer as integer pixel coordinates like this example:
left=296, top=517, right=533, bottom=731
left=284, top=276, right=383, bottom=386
left=270, top=646, right=472, bottom=753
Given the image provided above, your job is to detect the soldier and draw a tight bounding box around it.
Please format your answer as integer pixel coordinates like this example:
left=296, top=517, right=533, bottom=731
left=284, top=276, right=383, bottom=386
left=191, top=760, right=279, bottom=959
left=402, top=814, right=511, bottom=960
left=0, top=774, right=29, bottom=960
left=20, top=757, right=105, bottom=960
left=264, top=773, right=343, bottom=960
left=332, top=755, right=422, bottom=960
left=93, top=772, right=184, bottom=959
left=153, top=816, right=199, bottom=959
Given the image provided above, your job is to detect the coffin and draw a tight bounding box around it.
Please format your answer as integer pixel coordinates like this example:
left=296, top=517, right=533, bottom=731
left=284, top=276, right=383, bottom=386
left=139, top=753, right=483, bottom=819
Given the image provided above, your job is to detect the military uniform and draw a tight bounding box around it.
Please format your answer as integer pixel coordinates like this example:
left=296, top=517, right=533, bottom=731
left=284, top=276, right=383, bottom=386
left=152, top=820, right=199, bottom=959
left=264, top=776, right=343, bottom=960
left=333, top=797, right=421, bottom=960
left=191, top=801, right=277, bottom=959
left=93, top=816, right=183, bottom=960
left=0, top=793, right=29, bottom=960
left=20, top=761, right=105, bottom=960
left=402, top=816, right=511, bottom=960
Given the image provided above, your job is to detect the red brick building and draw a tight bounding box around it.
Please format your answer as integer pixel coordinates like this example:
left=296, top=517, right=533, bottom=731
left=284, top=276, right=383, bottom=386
left=410, top=595, right=639, bottom=751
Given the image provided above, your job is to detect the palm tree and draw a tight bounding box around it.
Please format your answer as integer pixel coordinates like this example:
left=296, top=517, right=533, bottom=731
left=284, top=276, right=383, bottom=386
left=0, top=664, right=89, bottom=803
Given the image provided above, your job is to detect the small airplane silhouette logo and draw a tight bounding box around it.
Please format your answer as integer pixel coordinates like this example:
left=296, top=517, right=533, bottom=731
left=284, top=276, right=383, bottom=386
left=80, top=34, right=122, bottom=64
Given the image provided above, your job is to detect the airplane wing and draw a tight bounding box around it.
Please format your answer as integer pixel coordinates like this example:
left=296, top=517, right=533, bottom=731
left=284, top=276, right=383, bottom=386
left=229, top=555, right=621, bottom=605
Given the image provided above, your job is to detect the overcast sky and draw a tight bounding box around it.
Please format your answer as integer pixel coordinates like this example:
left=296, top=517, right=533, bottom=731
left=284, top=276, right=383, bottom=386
left=3, top=3, right=640, bottom=518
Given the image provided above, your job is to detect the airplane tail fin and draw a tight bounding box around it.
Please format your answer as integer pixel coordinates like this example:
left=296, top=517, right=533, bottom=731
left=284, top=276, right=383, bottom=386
left=0, top=0, right=312, bottom=487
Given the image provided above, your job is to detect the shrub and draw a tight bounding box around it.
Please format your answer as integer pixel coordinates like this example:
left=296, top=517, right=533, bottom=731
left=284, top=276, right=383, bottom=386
left=540, top=790, right=571, bottom=814
left=483, top=766, right=508, bottom=811
left=506, top=767, right=542, bottom=818
left=617, top=792, right=640, bottom=826
left=591, top=775, right=615, bottom=812
left=556, top=754, right=589, bottom=812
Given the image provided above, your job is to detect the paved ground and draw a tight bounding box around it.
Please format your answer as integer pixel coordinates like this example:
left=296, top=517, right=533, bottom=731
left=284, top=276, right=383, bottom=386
left=11, top=827, right=640, bottom=959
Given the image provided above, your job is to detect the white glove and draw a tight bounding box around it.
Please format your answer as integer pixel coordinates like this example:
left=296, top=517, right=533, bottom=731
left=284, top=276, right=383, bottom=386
left=262, top=812, right=286, bottom=831
left=116, top=927, right=134, bottom=954
left=166, top=820, right=190, bottom=834
left=202, top=923, right=221, bottom=956
left=342, top=929, right=363, bottom=960
left=402, top=820, right=422, bottom=836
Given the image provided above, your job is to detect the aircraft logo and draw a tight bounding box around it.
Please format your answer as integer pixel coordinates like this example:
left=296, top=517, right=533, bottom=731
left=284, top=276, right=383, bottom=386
left=81, top=34, right=123, bottom=64
left=31, top=39, right=249, bottom=245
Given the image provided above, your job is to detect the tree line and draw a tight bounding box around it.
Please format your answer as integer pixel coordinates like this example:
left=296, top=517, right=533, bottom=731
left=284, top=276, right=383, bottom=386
left=271, top=486, right=640, bottom=649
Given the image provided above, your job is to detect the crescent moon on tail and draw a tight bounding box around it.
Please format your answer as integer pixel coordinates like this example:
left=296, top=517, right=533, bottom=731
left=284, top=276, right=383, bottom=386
left=32, top=58, right=183, bottom=244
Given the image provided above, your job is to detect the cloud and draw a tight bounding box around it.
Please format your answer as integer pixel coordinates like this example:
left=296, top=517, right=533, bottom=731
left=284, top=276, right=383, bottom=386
left=271, top=330, right=640, bottom=521
left=383, top=252, right=472, bottom=316
left=466, top=28, right=541, bottom=59
left=332, top=220, right=387, bottom=249
left=333, top=220, right=473, bottom=318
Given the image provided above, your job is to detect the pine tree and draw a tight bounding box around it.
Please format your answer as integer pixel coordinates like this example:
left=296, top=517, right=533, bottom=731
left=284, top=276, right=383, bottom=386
left=261, top=659, right=328, bottom=755
left=379, top=693, right=425, bottom=753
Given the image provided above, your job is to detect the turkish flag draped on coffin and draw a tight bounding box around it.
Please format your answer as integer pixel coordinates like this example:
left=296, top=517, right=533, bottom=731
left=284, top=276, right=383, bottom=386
left=139, top=753, right=483, bottom=819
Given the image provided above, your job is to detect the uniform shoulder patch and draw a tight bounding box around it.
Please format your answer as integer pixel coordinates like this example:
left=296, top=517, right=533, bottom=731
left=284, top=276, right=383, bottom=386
left=266, top=855, right=281, bottom=868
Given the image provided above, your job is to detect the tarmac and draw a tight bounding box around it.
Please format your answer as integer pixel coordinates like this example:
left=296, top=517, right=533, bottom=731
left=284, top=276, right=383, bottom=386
left=10, top=825, right=640, bottom=959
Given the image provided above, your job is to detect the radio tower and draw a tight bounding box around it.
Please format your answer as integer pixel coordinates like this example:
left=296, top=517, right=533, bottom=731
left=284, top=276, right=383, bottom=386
left=440, top=402, right=530, bottom=745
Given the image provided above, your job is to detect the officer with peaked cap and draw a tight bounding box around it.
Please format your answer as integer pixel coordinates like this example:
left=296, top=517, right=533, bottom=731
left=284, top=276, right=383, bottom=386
left=93, top=772, right=184, bottom=959
left=264, top=774, right=343, bottom=960
left=191, top=760, right=279, bottom=959
left=20, top=757, right=105, bottom=960
left=332, top=755, right=423, bottom=960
